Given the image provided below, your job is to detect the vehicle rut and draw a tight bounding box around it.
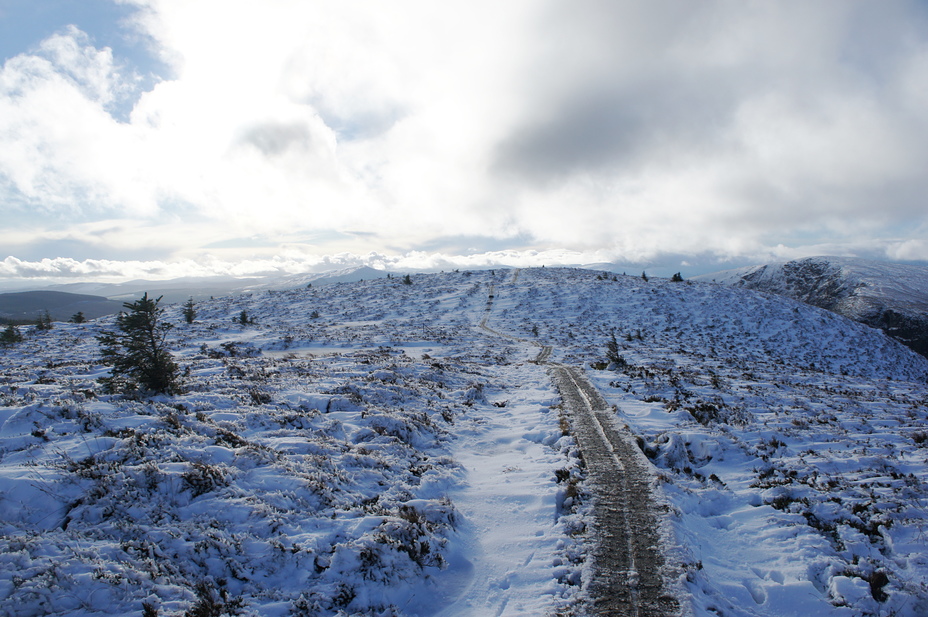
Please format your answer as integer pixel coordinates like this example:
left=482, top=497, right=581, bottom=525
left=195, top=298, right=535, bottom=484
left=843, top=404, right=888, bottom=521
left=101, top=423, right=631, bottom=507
left=551, top=366, right=679, bottom=616
left=480, top=272, right=679, bottom=616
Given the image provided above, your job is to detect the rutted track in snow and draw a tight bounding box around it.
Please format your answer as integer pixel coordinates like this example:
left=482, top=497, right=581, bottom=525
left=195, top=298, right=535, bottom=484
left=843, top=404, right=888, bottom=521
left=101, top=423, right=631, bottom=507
left=552, top=366, right=679, bottom=616
left=482, top=271, right=678, bottom=615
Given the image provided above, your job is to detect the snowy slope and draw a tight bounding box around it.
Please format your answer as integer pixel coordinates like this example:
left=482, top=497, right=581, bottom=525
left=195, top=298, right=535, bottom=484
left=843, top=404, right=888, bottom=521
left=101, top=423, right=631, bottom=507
left=1, top=268, right=927, bottom=616
left=695, top=256, right=928, bottom=357
left=489, top=268, right=928, bottom=616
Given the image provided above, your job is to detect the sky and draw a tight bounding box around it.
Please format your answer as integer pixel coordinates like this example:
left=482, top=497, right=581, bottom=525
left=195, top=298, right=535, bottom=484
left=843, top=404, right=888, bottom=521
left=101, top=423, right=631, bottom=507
left=2, top=0, right=928, bottom=282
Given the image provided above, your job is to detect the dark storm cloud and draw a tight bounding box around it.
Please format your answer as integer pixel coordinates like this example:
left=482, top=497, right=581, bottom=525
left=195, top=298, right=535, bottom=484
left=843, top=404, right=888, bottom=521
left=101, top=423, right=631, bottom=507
left=494, top=90, right=649, bottom=180
left=492, top=0, right=928, bottom=197
left=494, top=78, right=735, bottom=182
left=491, top=1, right=738, bottom=181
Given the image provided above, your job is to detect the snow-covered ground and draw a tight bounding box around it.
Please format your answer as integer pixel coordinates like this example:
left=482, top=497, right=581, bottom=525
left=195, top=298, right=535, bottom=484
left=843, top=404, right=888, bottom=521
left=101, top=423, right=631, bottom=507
left=0, top=271, right=585, bottom=616
left=695, top=256, right=928, bottom=358
left=2, top=267, right=927, bottom=616
left=492, top=268, right=928, bottom=616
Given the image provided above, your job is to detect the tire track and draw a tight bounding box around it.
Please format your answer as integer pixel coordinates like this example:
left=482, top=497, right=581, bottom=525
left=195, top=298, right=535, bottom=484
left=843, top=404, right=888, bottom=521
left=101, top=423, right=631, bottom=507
left=480, top=272, right=678, bottom=616
left=551, top=366, right=679, bottom=616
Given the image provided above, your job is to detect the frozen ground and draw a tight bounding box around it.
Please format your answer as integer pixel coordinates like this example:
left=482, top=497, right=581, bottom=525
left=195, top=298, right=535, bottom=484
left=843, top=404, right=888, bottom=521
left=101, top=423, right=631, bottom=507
left=1, top=267, right=927, bottom=616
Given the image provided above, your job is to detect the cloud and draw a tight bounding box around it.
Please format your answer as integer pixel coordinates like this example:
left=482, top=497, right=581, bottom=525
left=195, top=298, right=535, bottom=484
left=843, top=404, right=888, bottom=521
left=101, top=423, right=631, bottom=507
left=0, top=246, right=658, bottom=284
left=237, top=122, right=316, bottom=158
left=493, top=1, right=928, bottom=246
left=2, top=1, right=928, bottom=278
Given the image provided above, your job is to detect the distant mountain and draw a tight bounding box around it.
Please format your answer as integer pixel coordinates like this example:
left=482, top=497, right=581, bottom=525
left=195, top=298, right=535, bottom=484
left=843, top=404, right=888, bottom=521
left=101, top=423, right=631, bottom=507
left=1, top=266, right=394, bottom=308
left=47, top=277, right=268, bottom=305
left=0, top=290, right=123, bottom=322
left=696, top=256, right=928, bottom=357
left=245, top=266, right=391, bottom=291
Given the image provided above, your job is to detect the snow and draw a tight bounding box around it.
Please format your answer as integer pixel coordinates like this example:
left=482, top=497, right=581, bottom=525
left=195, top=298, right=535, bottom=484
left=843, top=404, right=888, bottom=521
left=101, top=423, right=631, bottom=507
left=1, top=267, right=927, bottom=616
left=696, top=256, right=928, bottom=314
left=432, top=361, right=580, bottom=616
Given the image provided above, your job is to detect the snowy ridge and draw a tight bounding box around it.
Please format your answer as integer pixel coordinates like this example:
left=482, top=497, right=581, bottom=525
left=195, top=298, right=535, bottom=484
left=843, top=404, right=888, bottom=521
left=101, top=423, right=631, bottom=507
left=1, top=268, right=927, bottom=616
left=696, top=256, right=928, bottom=357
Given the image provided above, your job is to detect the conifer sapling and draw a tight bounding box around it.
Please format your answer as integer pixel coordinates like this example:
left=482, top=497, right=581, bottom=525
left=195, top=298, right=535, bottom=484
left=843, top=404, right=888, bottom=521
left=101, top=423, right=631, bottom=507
left=97, top=293, right=179, bottom=395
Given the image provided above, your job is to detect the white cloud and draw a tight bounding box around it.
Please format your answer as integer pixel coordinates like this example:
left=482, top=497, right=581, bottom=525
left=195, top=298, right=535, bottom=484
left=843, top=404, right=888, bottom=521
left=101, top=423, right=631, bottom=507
left=886, top=238, right=928, bottom=262
left=2, top=1, right=928, bottom=277
left=0, top=28, right=154, bottom=215
left=0, top=249, right=604, bottom=282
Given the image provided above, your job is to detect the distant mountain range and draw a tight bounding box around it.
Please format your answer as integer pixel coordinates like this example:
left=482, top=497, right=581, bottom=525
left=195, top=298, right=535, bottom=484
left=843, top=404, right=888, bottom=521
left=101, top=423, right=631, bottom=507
left=34, top=266, right=391, bottom=304
left=697, top=256, right=928, bottom=357
left=0, top=266, right=392, bottom=322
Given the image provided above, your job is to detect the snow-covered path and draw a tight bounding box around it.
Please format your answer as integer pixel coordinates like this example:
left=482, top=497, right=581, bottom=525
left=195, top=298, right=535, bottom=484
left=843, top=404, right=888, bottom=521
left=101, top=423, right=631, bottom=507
left=430, top=361, right=576, bottom=616
left=477, top=270, right=676, bottom=615
left=423, top=271, right=582, bottom=615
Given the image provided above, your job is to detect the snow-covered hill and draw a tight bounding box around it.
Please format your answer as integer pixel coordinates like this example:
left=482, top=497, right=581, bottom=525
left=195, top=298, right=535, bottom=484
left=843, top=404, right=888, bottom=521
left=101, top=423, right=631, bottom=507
left=1, top=268, right=927, bottom=616
left=696, top=256, right=928, bottom=357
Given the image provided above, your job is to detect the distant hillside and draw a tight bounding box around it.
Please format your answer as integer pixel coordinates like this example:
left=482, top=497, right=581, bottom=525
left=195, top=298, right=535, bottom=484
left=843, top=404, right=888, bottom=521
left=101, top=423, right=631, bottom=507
left=245, top=265, right=391, bottom=291
left=48, top=277, right=267, bottom=305
left=697, top=256, right=928, bottom=357
left=4, top=266, right=394, bottom=306
left=0, top=290, right=124, bottom=322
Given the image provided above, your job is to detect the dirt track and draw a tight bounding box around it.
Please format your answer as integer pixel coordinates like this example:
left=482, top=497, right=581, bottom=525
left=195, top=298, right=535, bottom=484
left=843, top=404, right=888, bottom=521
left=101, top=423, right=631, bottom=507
left=551, top=366, right=679, bottom=616
left=480, top=273, right=679, bottom=616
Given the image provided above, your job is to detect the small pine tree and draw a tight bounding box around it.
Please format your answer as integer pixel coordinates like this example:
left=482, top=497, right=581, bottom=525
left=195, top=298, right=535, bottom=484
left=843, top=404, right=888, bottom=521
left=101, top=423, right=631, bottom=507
left=35, top=310, right=53, bottom=331
left=671, top=272, right=684, bottom=282
left=182, top=298, right=197, bottom=324
left=605, top=332, right=627, bottom=369
left=0, top=324, right=23, bottom=346
left=97, top=293, right=179, bottom=395
left=641, top=271, right=649, bottom=282
left=70, top=311, right=86, bottom=324
left=402, top=274, right=413, bottom=285
left=236, top=310, right=255, bottom=325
